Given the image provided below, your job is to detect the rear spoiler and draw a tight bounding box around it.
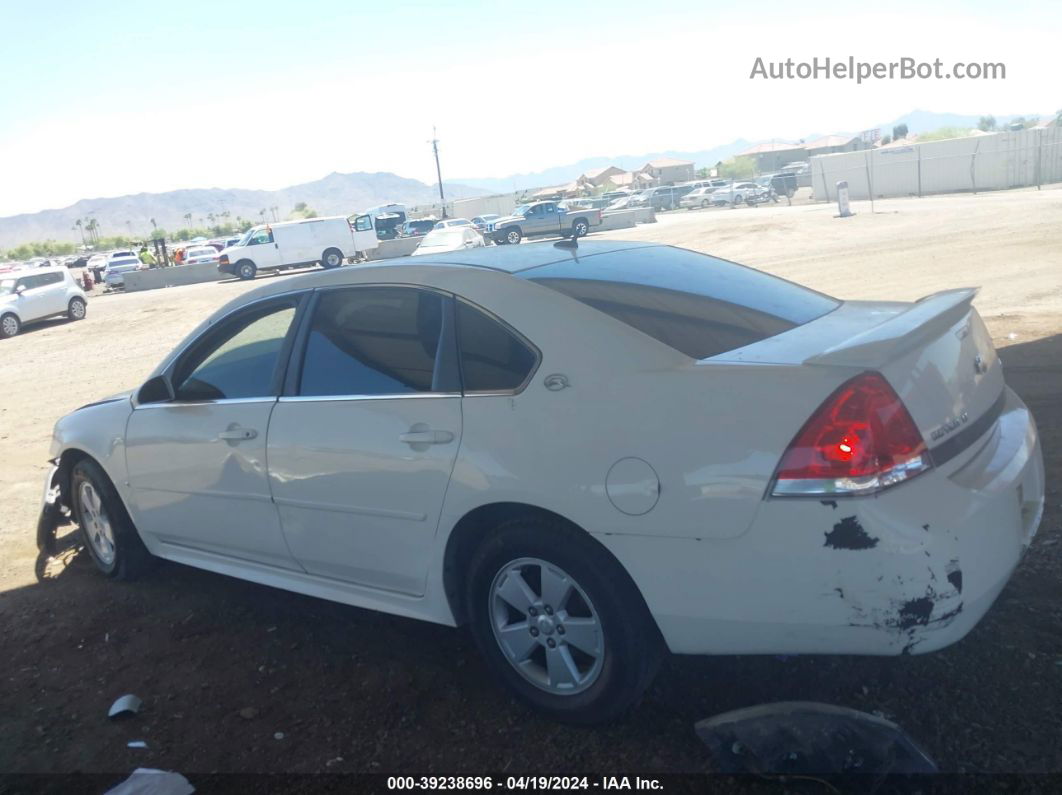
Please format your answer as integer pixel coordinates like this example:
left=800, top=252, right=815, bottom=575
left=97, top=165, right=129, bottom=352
left=805, top=288, right=979, bottom=368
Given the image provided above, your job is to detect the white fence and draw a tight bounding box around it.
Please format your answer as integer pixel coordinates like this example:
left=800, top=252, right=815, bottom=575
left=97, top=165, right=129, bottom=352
left=810, top=127, right=1062, bottom=201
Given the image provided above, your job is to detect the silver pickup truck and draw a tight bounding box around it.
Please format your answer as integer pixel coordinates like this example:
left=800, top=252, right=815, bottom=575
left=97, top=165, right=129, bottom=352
left=487, top=201, right=603, bottom=245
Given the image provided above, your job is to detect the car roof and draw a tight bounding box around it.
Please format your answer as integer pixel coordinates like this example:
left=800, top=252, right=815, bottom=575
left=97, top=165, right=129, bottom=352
left=399, top=239, right=659, bottom=273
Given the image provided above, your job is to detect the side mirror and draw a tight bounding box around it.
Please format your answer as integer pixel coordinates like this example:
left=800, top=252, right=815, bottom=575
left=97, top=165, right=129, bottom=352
left=15, top=285, right=26, bottom=295
left=138, top=374, right=175, bottom=404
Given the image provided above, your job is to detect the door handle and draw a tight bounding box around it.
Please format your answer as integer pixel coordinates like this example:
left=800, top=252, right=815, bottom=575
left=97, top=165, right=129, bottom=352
left=399, top=429, right=454, bottom=445
left=218, top=427, right=258, bottom=441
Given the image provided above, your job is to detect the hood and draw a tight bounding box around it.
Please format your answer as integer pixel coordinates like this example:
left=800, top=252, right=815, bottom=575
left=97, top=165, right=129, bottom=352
left=490, top=215, right=523, bottom=227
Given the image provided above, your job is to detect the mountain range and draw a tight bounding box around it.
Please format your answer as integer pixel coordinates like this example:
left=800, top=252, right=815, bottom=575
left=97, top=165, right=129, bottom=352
left=0, top=172, right=487, bottom=249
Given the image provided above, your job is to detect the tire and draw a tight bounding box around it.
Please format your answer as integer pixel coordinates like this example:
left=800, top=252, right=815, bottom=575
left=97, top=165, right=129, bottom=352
left=571, top=219, right=589, bottom=238
left=465, top=517, right=663, bottom=724
left=0, top=313, right=20, bottom=339
left=67, top=297, right=87, bottom=321
left=701, top=199, right=710, bottom=208
left=236, top=260, right=257, bottom=280
left=71, top=458, right=154, bottom=580
left=504, top=228, right=523, bottom=245
left=321, top=248, right=343, bottom=269
left=733, top=195, right=743, bottom=206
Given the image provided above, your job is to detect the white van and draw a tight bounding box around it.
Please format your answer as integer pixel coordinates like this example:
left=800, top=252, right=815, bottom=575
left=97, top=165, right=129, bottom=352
left=218, top=215, right=378, bottom=280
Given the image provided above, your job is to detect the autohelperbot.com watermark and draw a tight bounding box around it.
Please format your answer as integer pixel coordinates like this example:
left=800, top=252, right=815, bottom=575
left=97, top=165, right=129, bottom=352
left=750, top=56, right=1005, bottom=83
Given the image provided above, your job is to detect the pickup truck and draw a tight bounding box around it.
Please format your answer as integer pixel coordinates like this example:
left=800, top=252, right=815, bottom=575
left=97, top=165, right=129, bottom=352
left=487, top=201, right=602, bottom=245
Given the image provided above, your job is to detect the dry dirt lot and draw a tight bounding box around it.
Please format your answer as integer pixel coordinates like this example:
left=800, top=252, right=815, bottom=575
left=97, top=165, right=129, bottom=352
left=1, top=188, right=1061, bottom=786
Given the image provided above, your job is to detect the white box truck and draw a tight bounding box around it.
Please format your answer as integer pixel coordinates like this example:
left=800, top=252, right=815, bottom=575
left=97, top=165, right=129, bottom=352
left=218, top=215, right=379, bottom=280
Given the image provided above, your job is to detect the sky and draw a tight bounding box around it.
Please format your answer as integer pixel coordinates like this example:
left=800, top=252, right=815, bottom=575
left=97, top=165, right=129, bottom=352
left=0, top=0, right=1057, bottom=217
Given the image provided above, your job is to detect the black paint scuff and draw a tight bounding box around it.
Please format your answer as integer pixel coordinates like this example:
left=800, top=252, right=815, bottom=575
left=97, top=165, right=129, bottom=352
left=824, top=516, right=879, bottom=550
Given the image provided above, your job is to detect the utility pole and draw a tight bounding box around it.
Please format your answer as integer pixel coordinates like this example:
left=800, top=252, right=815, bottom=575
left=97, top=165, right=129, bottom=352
left=431, top=126, right=447, bottom=218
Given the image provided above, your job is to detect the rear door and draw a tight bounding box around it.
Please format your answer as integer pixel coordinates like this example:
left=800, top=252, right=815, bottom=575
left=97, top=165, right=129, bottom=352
left=351, top=214, right=378, bottom=252
left=267, top=285, right=462, bottom=595
left=40, top=271, right=68, bottom=315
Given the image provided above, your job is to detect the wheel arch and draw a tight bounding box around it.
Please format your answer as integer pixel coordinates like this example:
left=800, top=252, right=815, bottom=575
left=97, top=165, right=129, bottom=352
left=441, top=501, right=661, bottom=641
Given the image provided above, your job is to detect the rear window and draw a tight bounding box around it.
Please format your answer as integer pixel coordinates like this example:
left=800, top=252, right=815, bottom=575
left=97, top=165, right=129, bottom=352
left=520, top=246, right=838, bottom=359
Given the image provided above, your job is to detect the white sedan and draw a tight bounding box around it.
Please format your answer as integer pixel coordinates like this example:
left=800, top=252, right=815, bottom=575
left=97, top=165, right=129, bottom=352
left=40, top=240, right=1044, bottom=723
left=411, top=226, right=486, bottom=256
left=182, top=245, right=221, bottom=266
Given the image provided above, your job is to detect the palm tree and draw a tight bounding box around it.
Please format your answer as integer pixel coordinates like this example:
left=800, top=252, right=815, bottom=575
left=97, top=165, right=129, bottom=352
left=74, top=219, right=85, bottom=245
left=150, top=217, right=157, bottom=229
left=183, top=213, right=193, bottom=228
left=259, top=208, right=267, bottom=220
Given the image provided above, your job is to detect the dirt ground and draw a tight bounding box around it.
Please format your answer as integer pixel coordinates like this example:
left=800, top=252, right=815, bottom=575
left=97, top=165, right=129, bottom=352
left=1, top=188, right=1061, bottom=785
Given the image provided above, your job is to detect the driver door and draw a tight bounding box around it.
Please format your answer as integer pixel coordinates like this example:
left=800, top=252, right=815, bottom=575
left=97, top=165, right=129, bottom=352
left=124, top=294, right=307, bottom=569
left=245, top=227, right=283, bottom=270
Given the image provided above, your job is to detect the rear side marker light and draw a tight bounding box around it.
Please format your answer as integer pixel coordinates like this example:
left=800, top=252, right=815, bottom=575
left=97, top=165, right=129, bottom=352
left=772, top=372, right=931, bottom=497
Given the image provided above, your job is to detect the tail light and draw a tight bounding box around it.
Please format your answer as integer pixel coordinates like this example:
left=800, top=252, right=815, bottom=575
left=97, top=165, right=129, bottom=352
left=771, top=372, right=931, bottom=497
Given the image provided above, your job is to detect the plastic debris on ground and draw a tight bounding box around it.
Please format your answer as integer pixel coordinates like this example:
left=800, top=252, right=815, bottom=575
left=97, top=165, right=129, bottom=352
left=104, top=768, right=194, bottom=795
left=694, top=701, right=938, bottom=777
left=108, top=694, right=143, bottom=719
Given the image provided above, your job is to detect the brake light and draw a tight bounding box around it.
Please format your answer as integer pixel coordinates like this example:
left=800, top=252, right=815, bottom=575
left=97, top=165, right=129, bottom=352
left=772, top=372, right=931, bottom=497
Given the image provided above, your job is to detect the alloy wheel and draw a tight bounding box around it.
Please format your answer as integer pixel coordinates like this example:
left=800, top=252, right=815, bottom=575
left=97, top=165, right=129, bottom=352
left=489, top=557, right=604, bottom=695
left=79, top=481, right=116, bottom=565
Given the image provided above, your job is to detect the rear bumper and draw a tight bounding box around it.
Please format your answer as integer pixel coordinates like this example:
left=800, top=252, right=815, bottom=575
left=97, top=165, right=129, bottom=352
left=600, top=386, right=1044, bottom=656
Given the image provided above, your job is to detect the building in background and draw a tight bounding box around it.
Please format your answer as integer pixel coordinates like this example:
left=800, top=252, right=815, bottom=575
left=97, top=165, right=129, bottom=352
left=637, top=157, right=695, bottom=185
left=736, top=142, right=808, bottom=172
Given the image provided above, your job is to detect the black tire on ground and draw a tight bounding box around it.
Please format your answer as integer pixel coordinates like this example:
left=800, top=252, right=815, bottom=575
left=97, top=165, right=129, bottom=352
left=465, top=516, right=664, bottom=725
left=572, top=219, right=589, bottom=238
left=67, top=297, right=87, bottom=321
left=321, top=248, right=344, bottom=269
left=0, top=313, right=20, bottom=338
left=236, top=260, right=257, bottom=280
left=504, top=228, right=523, bottom=245
left=70, top=458, right=155, bottom=580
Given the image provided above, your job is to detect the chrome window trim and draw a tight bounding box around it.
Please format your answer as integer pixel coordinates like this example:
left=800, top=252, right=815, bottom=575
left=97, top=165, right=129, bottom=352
left=133, top=397, right=278, bottom=410
left=278, top=392, right=461, bottom=403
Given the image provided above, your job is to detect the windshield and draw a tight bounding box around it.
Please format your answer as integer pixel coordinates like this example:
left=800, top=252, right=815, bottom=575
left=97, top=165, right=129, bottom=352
left=511, top=205, right=530, bottom=216
left=235, top=228, right=256, bottom=247
left=0, top=278, right=16, bottom=295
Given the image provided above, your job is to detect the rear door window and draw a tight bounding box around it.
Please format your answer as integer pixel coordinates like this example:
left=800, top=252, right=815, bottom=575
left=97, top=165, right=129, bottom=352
left=298, top=287, right=445, bottom=397
left=520, top=247, right=838, bottom=359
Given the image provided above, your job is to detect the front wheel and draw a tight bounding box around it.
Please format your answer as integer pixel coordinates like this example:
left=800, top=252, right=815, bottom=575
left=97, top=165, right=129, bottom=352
left=504, top=228, right=523, bottom=245
left=466, top=517, right=663, bottom=724
left=0, top=313, right=20, bottom=338
left=67, top=297, right=87, bottom=321
left=236, top=260, right=257, bottom=280
left=321, top=248, right=344, bottom=269
left=71, top=458, right=154, bottom=579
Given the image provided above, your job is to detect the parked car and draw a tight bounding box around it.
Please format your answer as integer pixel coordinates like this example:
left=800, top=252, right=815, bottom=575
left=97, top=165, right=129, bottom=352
left=0, top=266, right=87, bottom=338
left=218, top=216, right=379, bottom=280
left=600, top=191, right=631, bottom=203
left=471, top=215, right=502, bottom=235
left=400, top=219, right=439, bottom=238
left=605, top=196, right=636, bottom=211
left=183, top=246, right=221, bottom=266
left=433, top=218, right=473, bottom=230
left=411, top=226, right=486, bottom=256
left=103, top=257, right=143, bottom=290
left=710, top=182, right=765, bottom=206
left=488, top=201, right=602, bottom=245
left=42, top=240, right=1044, bottom=724
left=679, top=187, right=718, bottom=209
left=628, top=186, right=692, bottom=211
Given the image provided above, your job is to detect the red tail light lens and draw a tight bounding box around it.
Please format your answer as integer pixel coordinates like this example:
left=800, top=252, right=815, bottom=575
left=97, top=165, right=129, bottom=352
left=772, top=372, right=931, bottom=497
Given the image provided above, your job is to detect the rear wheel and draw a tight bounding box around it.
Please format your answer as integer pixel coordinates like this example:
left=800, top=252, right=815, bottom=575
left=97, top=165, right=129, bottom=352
left=0, top=313, right=20, bottom=338
left=321, top=248, right=344, bottom=269
left=71, top=458, right=154, bottom=580
left=572, top=219, right=589, bottom=238
left=236, top=260, right=257, bottom=280
left=504, top=228, right=523, bottom=245
left=67, top=297, right=87, bottom=321
left=466, top=517, right=663, bottom=724
left=701, top=199, right=710, bottom=208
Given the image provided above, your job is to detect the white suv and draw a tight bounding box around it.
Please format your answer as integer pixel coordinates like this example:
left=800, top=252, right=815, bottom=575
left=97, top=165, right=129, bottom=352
left=0, top=267, right=88, bottom=338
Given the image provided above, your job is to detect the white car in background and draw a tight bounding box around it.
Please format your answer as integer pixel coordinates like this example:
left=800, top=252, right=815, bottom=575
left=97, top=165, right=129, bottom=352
left=103, top=255, right=143, bottom=289
left=182, top=246, right=220, bottom=266
left=40, top=241, right=1043, bottom=724
left=411, top=226, right=486, bottom=256
left=710, top=181, right=764, bottom=206
left=1, top=266, right=87, bottom=338
left=432, top=218, right=472, bottom=230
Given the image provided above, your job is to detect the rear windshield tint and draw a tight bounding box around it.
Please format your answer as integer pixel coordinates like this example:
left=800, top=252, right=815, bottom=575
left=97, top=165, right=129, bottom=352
left=520, top=247, right=838, bottom=359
